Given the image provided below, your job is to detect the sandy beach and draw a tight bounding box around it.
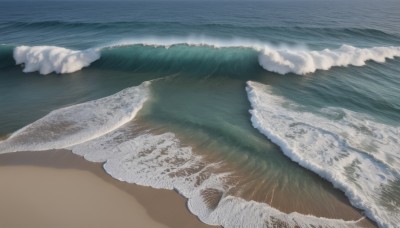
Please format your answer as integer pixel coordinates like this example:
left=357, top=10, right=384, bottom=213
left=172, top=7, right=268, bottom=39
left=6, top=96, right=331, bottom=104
left=0, top=150, right=216, bottom=228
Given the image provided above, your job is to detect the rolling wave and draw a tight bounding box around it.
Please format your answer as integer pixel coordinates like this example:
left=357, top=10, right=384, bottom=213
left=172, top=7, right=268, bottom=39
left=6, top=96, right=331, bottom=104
left=3, top=38, right=400, bottom=75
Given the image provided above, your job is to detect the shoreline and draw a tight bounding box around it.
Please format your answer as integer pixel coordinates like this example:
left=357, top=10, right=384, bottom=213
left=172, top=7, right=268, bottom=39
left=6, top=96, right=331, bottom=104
left=0, top=150, right=217, bottom=228
left=0, top=147, right=375, bottom=228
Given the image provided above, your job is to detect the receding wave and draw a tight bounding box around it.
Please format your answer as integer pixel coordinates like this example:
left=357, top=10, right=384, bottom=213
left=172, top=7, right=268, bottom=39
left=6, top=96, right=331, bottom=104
left=98, top=132, right=362, bottom=228
left=246, top=81, right=400, bottom=227
left=0, top=81, right=366, bottom=227
left=0, top=81, right=150, bottom=152
left=4, top=38, right=400, bottom=75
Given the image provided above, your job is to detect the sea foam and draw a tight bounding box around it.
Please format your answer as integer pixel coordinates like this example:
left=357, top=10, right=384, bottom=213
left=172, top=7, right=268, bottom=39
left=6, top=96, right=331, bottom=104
left=14, top=45, right=100, bottom=75
left=258, top=44, right=400, bottom=75
left=246, top=81, right=400, bottom=227
left=0, top=81, right=151, bottom=153
left=74, top=131, right=363, bottom=228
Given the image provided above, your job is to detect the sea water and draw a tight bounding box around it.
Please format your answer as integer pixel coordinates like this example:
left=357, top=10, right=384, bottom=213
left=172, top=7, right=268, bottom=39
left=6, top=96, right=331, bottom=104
left=1, top=1, right=399, bottom=227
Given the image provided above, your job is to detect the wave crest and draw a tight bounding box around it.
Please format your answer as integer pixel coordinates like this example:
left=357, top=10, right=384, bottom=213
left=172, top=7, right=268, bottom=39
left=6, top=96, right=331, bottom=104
left=9, top=39, right=400, bottom=75
left=13, top=45, right=100, bottom=75
left=103, top=39, right=400, bottom=75
left=259, top=44, right=400, bottom=75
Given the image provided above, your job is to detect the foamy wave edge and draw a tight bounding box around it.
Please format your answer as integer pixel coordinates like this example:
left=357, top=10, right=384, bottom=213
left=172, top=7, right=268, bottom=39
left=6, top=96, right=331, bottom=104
left=13, top=38, right=400, bottom=75
left=0, top=81, right=150, bottom=152
left=0, top=81, right=363, bottom=227
left=73, top=131, right=363, bottom=228
left=246, top=81, right=400, bottom=227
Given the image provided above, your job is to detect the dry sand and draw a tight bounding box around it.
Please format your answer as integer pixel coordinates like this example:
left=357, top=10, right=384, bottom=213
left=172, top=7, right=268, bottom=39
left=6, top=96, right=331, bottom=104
left=0, top=150, right=217, bottom=228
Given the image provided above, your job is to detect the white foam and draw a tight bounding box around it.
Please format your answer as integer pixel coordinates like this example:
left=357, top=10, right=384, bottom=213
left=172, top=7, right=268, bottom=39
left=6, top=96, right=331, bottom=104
left=14, top=45, right=100, bottom=75
left=70, top=124, right=136, bottom=162
left=246, top=81, right=400, bottom=227
left=103, top=36, right=271, bottom=49
left=0, top=82, right=151, bottom=153
left=258, top=44, right=400, bottom=75
left=98, top=132, right=361, bottom=228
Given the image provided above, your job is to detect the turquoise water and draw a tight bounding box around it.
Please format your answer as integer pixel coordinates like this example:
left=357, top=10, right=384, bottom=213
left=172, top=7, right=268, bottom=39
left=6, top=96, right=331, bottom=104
left=1, top=1, right=400, bottom=227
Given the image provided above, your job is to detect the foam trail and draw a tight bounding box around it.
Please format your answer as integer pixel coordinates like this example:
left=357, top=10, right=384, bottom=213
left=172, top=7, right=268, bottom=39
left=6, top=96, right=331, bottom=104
left=0, top=81, right=151, bottom=153
left=77, top=132, right=361, bottom=227
left=14, top=45, right=100, bottom=75
left=246, top=81, right=400, bottom=227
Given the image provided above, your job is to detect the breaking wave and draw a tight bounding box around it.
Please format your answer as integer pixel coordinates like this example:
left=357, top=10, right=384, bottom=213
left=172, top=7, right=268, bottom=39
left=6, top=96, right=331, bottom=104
left=246, top=81, right=400, bottom=227
left=258, top=44, right=400, bottom=74
left=13, top=45, right=100, bottom=75
left=4, top=37, right=400, bottom=75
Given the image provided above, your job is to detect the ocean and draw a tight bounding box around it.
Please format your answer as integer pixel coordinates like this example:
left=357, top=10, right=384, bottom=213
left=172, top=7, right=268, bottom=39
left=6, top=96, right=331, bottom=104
left=0, top=1, right=399, bottom=227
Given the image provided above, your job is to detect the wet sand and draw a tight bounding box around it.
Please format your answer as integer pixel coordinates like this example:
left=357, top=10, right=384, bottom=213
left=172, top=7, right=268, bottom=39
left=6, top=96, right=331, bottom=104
left=0, top=150, right=216, bottom=228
